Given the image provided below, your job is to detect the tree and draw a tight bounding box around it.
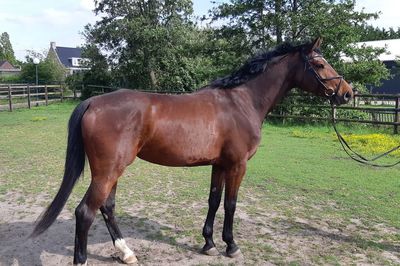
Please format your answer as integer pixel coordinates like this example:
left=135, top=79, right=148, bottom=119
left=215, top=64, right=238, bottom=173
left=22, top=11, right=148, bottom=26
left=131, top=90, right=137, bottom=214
left=357, top=25, right=400, bottom=41
left=75, top=44, right=112, bottom=99
left=0, top=32, right=16, bottom=64
left=210, top=0, right=389, bottom=91
left=20, top=51, right=66, bottom=84
left=84, top=0, right=211, bottom=91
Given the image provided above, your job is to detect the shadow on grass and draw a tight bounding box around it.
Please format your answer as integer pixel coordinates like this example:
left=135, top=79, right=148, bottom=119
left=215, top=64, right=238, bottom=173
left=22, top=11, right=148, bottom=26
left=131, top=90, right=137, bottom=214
left=0, top=213, right=198, bottom=266
left=288, top=220, right=400, bottom=253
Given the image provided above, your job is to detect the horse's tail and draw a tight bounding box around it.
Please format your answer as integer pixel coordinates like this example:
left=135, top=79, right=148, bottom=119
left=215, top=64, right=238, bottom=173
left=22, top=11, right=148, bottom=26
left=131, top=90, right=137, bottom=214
left=30, top=100, right=91, bottom=238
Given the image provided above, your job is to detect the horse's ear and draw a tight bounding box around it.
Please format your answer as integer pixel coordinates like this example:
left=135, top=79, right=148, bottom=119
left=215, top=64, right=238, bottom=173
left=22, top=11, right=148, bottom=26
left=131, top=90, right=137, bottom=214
left=306, top=37, right=322, bottom=53
left=313, top=37, right=322, bottom=49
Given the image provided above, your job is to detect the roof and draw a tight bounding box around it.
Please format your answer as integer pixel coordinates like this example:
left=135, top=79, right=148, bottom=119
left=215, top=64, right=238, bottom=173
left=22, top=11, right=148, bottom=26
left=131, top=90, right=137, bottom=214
left=354, top=39, right=400, bottom=61
left=0, top=60, right=19, bottom=71
left=54, top=46, right=82, bottom=68
left=0, top=60, right=13, bottom=69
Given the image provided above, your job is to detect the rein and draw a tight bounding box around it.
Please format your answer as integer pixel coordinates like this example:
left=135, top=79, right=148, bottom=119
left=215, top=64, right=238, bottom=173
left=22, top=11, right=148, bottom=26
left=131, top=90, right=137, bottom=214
left=302, top=51, right=400, bottom=167
left=330, top=102, right=400, bottom=167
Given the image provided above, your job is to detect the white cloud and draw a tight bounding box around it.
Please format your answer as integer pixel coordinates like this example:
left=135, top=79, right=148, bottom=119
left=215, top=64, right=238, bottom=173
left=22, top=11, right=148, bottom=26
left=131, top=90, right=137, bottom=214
left=356, top=0, right=400, bottom=29
left=80, top=0, right=95, bottom=11
left=42, top=8, right=73, bottom=26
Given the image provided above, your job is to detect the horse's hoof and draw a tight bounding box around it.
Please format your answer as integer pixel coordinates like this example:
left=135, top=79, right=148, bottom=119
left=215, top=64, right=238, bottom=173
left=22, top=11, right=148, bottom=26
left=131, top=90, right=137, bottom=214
left=74, top=262, right=87, bottom=266
left=203, top=246, right=220, bottom=256
left=227, top=247, right=241, bottom=258
left=122, top=254, right=138, bottom=264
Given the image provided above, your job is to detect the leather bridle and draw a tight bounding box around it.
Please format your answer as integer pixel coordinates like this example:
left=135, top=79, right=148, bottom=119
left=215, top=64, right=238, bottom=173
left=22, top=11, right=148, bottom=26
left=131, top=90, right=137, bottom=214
left=303, top=54, right=343, bottom=98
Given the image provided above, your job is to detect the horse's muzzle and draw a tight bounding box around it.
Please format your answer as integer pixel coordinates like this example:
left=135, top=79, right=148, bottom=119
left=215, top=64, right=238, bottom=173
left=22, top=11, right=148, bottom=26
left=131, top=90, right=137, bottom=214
left=333, top=90, right=352, bottom=105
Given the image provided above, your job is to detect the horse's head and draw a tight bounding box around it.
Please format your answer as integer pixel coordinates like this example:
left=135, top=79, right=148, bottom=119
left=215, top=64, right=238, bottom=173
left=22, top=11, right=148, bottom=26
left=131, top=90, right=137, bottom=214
left=294, top=37, right=353, bottom=105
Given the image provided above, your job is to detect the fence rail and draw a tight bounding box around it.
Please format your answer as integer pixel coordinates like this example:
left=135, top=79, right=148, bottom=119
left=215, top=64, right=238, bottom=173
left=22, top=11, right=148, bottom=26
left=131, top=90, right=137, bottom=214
left=0, top=84, right=66, bottom=111
left=268, top=92, right=400, bottom=134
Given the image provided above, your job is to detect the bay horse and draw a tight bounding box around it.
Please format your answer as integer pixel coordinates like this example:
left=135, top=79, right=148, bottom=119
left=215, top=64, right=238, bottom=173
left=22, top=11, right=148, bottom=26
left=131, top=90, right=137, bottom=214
left=31, top=38, right=353, bottom=265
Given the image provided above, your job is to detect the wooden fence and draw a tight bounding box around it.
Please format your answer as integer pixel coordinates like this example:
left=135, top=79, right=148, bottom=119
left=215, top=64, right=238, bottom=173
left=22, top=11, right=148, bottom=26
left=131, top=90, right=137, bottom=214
left=0, top=84, right=66, bottom=111
left=268, top=93, right=400, bottom=134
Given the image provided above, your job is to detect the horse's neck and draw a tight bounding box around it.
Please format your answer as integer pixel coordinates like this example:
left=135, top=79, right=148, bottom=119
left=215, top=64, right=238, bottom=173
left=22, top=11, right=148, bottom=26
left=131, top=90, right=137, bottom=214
left=246, top=60, right=294, bottom=122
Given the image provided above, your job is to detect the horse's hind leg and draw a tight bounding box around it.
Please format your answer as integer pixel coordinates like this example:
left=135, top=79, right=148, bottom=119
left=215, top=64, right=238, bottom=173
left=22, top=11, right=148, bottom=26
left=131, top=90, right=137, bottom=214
left=73, top=177, right=119, bottom=265
left=202, top=165, right=225, bottom=256
left=100, top=183, right=137, bottom=264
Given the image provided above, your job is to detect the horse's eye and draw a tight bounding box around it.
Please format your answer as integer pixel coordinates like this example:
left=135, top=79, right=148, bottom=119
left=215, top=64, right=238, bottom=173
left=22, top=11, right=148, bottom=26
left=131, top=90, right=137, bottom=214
left=315, top=63, right=324, bottom=69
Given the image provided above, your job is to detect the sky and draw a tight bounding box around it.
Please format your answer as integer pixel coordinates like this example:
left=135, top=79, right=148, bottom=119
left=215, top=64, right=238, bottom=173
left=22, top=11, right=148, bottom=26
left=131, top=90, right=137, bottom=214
left=0, top=0, right=399, bottom=61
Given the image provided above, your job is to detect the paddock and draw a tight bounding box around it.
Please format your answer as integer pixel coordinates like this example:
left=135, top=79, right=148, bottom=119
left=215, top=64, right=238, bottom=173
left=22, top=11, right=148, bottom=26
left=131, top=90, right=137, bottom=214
left=0, top=102, right=398, bottom=265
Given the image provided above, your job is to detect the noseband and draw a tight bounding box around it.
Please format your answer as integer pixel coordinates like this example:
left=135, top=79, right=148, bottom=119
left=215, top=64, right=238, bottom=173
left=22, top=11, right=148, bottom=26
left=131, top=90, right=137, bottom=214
left=303, top=54, right=343, bottom=97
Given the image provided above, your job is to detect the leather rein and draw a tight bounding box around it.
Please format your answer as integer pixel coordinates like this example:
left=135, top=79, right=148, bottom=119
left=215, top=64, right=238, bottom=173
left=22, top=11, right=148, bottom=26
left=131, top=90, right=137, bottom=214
left=304, top=53, right=400, bottom=167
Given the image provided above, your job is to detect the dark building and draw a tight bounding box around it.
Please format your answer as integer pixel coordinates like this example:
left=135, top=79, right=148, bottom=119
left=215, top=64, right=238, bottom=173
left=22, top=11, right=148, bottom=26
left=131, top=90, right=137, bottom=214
left=358, top=39, right=400, bottom=94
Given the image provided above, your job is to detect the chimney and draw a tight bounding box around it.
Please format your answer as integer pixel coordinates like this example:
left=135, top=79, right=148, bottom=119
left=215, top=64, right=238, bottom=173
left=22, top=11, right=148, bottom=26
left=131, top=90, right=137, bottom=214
left=50, top=42, right=56, bottom=50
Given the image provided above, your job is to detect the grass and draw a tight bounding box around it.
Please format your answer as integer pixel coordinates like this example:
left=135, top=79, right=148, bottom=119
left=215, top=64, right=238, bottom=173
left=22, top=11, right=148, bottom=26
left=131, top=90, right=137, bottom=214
left=0, top=102, right=399, bottom=265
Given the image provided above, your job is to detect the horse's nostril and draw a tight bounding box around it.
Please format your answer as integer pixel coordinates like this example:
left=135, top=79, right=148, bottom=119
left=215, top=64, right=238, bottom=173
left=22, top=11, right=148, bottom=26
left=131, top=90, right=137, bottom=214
left=343, top=91, right=352, bottom=102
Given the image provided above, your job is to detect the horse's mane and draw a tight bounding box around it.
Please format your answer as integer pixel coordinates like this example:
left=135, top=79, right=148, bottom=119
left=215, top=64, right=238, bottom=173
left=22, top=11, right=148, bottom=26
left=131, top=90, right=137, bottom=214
left=210, top=41, right=313, bottom=89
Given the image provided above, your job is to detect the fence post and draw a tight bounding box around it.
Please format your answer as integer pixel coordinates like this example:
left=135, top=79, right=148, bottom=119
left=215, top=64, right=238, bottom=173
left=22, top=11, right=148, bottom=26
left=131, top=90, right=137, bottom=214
left=8, top=85, right=12, bottom=112
left=27, top=85, right=31, bottom=109
left=60, top=84, right=64, bottom=102
left=45, top=85, right=48, bottom=106
left=333, top=105, right=337, bottom=121
left=394, top=96, right=399, bottom=134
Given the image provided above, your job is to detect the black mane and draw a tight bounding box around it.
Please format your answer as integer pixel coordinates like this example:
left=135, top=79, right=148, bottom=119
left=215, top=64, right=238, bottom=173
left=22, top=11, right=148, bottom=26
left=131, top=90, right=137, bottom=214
left=210, top=41, right=311, bottom=89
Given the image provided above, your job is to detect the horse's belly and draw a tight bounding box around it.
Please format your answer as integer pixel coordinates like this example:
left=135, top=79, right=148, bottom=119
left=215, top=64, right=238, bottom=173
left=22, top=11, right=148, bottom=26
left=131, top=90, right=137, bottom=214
left=137, top=130, right=221, bottom=167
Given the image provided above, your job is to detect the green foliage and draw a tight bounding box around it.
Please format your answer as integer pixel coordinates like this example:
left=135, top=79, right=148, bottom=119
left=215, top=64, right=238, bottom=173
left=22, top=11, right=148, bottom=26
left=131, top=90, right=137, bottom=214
left=20, top=55, right=65, bottom=84
left=0, top=32, right=16, bottom=64
left=80, top=0, right=392, bottom=100
left=74, top=44, right=112, bottom=99
left=0, top=74, right=22, bottom=84
left=84, top=0, right=205, bottom=91
left=210, top=0, right=389, bottom=90
left=357, top=25, right=400, bottom=41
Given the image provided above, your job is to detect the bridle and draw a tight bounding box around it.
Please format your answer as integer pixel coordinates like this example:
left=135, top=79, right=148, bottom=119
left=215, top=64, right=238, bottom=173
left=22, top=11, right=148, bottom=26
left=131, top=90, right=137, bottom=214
left=302, top=52, right=400, bottom=167
left=303, top=53, right=343, bottom=97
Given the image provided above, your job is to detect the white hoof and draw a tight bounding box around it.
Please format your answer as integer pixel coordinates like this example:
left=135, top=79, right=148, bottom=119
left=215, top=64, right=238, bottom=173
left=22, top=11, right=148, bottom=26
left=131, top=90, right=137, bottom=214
left=203, top=247, right=220, bottom=256
left=74, top=262, right=87, bottom=266
left=122, top=253, right=138, bottom=264
left=115, top=238, right=138, bottom=264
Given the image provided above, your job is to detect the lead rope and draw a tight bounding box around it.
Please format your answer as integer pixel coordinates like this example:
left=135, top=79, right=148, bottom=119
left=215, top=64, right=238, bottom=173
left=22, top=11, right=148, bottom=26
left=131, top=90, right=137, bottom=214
left=330, top=102, right=400, bottom=167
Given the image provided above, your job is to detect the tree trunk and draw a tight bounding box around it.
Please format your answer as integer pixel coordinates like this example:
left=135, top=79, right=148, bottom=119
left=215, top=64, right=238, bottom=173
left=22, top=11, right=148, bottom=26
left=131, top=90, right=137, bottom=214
left=275, top=0, right=283, bottom=44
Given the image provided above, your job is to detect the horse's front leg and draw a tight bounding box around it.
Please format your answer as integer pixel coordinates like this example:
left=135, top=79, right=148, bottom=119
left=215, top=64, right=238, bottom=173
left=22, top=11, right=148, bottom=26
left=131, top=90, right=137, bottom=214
left=202, top=165, right=225, bottom=255
left=222, top=161, right=246, bottom=258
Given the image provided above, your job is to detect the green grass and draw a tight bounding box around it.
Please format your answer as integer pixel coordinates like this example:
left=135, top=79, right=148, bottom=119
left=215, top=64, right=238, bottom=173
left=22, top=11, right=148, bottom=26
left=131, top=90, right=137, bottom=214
left=0, top=102, right=399, bottom=265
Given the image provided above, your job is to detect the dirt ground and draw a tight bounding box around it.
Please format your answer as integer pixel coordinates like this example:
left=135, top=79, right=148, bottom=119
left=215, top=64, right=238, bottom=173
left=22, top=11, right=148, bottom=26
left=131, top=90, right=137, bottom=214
left=0, top=191, right=399, bottom=266
left=0, top=191, right=246, bottom=266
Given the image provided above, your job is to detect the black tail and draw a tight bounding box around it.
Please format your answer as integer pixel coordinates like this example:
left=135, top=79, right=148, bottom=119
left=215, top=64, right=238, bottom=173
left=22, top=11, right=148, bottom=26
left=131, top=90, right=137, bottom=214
left=31, top=100, right=91, bottom=238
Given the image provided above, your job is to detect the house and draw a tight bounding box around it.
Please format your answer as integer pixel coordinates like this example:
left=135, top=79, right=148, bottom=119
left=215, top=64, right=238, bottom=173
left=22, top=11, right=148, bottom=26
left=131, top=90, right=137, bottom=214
left=47, top=42, right=89, bottom=76
left=354, top=39, right=400, bottom=94
left=0, top=60, right=21, bottom=77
